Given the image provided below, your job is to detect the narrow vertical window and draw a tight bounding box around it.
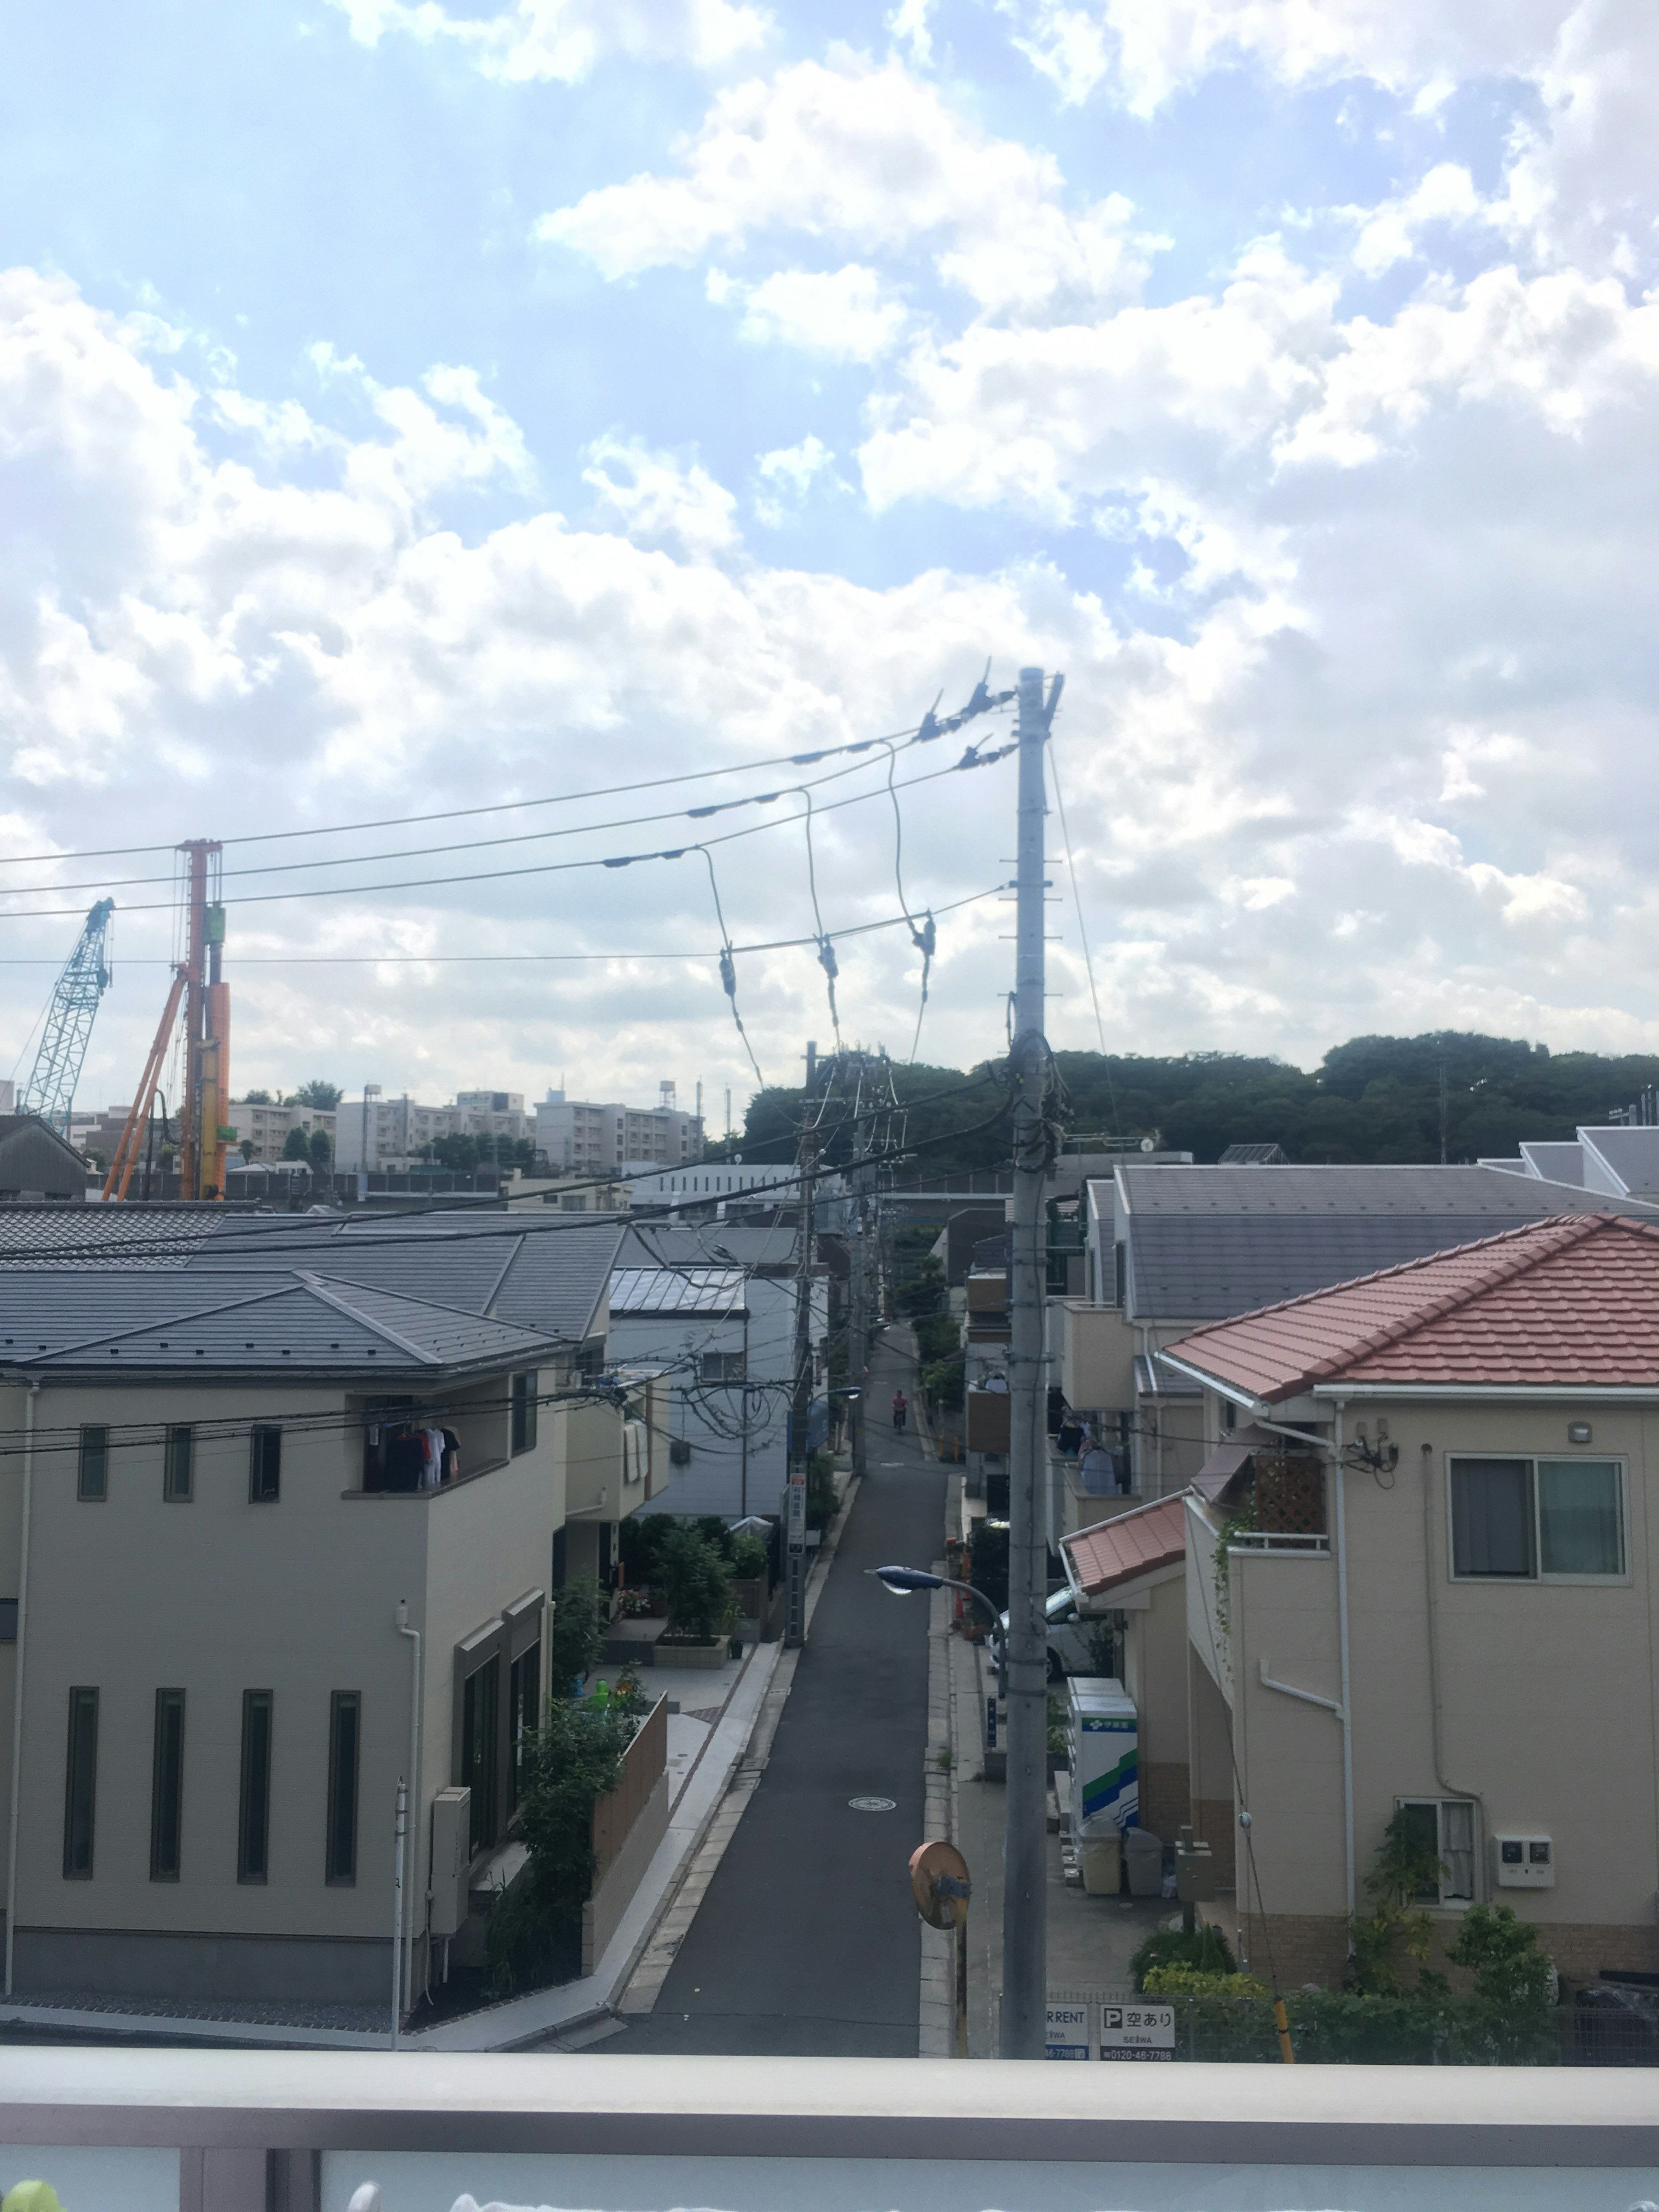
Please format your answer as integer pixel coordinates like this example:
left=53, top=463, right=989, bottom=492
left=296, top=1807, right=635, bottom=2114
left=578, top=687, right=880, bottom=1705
left=508, top=1643, right=540, bottom=1814
left=462, top=1656, right=499, bottom=1854
left=150, top=1689, right=185, bottom=1881
left=62, top=1688, right=98, bottom=1878
left=249, top=1426, right=281, bottom=1503
left=77, top=1425, right=108, bottom=1502
left=325, top=1692, right=359, bottom=1884
left=238, top=1691, right=273, bottom=1884
left=163, top=1425, right=194, bottom=1503
left=510, top=1372, right=538, bottom=1456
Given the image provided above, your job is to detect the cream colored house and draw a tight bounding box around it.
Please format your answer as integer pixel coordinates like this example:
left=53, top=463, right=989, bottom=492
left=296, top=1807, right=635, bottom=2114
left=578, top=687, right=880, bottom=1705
left=1156, top=1209, right=1659, bottom=1990
left=0, top=1211, right=665, bottom=2016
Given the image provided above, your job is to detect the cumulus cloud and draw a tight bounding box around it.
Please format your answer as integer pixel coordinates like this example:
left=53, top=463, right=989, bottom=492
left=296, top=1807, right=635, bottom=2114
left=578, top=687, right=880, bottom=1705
left=537, top=56, right=1159, bottom=316
left=327, top=0, right=769, bottom=83
left=724, top=264, right=909, bottom=361
left=580, top=433, right=739, bottom=555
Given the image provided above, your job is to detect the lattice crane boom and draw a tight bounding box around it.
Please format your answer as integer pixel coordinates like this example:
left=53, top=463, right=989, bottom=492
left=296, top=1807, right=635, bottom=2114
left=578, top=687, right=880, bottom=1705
left=18, top=899, right=114, bottom=1136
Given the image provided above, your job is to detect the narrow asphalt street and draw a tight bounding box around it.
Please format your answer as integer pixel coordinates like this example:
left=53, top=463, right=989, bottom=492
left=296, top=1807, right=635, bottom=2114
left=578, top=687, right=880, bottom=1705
left=604, top=1332, right=945, bottom=2055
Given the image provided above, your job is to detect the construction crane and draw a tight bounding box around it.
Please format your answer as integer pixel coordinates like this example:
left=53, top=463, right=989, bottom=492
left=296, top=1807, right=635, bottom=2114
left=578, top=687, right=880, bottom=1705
left=103, top=841, right=229, bottom=1203
left=17, top=899, right=114, bottom=1136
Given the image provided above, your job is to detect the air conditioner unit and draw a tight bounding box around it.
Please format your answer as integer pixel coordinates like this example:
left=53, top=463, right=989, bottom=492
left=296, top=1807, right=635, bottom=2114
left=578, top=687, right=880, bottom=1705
left=429, top=1786, right=473, bottom=1936
left=1494, top=1834, right=1554, bottom=1889
left=669, top=1437, right=692, bottom=1465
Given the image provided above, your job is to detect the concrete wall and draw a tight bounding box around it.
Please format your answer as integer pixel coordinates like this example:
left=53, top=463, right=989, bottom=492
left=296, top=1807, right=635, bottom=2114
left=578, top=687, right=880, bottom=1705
left=1120, top=1569, right=1190, bottom=1846
left=1059, top=1302, right=1135, bottom=1413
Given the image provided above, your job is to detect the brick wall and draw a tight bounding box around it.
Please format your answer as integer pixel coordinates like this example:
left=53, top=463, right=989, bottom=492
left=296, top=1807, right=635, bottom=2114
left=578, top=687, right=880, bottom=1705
left=1240, top=1911, right=1349, bottom=1988
left=1140, top=1760, right=1190, bottom=1848
left=1242, top=1911, right=1659, bottom=1992
left=1190, top=1795, right=1235, bottom=1885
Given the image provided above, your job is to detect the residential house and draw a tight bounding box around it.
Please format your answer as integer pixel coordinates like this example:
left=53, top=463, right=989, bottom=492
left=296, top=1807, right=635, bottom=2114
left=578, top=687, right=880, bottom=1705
left=1152, top=1210, right=1659, bottom=1989
left=0, top=1118, right=89, bottom=1203
left=1484, top=1123, right=1659, bottom=1203
left=0, top=1209, right=667, bottom=2012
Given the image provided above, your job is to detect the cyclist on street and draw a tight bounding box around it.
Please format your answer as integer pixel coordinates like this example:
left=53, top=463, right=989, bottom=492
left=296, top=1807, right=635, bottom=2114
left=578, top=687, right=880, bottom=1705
left=892, top=1389, right=908, bottom=1431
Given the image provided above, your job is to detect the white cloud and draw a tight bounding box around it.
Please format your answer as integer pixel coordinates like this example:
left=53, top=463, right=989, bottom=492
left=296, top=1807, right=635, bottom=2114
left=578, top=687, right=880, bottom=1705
left=733, top=265, right=909, bottom=361
left=753, top=434, right=841, bottom=525
left=537, top=56, right=1159, bottom=316
left=327, top=0, right=769, bottom=83
left=581, top=433, right=738, bottom=555
left=888, top=0, right=935, bottom=69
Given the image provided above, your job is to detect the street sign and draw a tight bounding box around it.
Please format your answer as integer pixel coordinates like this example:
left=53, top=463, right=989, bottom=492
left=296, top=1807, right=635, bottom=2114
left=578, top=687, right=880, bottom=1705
left=785, top=1469, right=806, bottom=1550
left=1045, top=2002, right=1091, bottom=2060
left=985, top=1696, right=998, bottom=1749
left=1099, top=2002, right=1175, bottom=2060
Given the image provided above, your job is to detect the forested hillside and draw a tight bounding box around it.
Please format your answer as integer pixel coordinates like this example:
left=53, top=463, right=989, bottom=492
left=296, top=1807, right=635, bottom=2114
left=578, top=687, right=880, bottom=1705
left=718, top=1033, right=1659, bottom=1176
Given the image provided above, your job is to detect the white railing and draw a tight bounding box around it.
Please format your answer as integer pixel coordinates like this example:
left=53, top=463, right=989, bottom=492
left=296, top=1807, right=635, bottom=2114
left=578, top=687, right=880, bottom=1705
left=1227, top=1528, right=1331, bottom=1554
left=1, top=2051, right=1658, bottom=2211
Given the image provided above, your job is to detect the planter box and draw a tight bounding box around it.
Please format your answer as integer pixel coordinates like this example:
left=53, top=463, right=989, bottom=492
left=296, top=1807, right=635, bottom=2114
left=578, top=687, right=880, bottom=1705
left=652, top=1639, right=727, bottom=1669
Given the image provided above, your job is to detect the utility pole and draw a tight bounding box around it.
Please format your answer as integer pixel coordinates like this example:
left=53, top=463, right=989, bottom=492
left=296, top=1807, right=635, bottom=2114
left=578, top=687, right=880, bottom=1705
left=784, top=1095, right=820, bottom=1649
left=1003, top=663, right=1063, bottom=2058
left=848, top=1176, right=869, bottom=1483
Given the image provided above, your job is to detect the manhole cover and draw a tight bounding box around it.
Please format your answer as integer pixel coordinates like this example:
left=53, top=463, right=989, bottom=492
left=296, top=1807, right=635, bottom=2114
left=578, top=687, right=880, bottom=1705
left=849, top=1796, right=897, bottom=1812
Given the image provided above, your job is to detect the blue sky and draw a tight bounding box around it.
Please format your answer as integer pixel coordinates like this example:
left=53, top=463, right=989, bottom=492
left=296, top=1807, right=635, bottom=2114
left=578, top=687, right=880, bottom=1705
left=1, top=0, right=1656, bottom=1116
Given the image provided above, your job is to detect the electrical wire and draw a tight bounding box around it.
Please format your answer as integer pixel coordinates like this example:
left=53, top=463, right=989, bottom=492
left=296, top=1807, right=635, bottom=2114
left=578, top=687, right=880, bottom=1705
left=698, top=849, right=766, bottom=1093
left=1047, top=740, right=1120, bottom=1137
left=795, top=788, right=841, bottom=1049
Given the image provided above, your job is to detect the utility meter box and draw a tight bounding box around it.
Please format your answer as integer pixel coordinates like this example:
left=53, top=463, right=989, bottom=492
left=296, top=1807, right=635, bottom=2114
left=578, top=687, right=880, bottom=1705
left=1176, top=1837, right=1217, bottom=1904
left=1494, top=1834, right=1555, bottom=1888
left=429, top=1786, right=473, bottom=1936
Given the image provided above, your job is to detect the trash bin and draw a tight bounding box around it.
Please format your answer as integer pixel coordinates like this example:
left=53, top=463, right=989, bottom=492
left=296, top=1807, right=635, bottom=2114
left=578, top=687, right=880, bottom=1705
left=1124, top=1827, right=1163, bottom=1898
left=1081, top=1834, right=1122, bottom=1896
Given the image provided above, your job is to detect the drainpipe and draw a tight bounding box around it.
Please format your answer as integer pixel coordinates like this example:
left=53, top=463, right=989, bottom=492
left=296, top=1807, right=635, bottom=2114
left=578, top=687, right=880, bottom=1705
left=1332, top=1398, right=1356, bottom=1934
left=1421, top=1442, right=1486, bottom=1898
left=394, top=1599, right=422, bottom=2026
left=5, top=1379, right=38, bottom=1998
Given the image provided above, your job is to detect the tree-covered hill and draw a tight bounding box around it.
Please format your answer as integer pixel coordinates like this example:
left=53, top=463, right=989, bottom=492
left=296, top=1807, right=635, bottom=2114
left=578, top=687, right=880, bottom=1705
left=712, top=1033, right=1659, bottom=1176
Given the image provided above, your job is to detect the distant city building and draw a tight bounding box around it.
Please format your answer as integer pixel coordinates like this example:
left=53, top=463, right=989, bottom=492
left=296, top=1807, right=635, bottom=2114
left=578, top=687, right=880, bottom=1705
left=334, top=1089, right=530, bottom=1172
left=534, top=1087, right=702, bottom=1176
left=226, top=1098, right=337, bottom=1164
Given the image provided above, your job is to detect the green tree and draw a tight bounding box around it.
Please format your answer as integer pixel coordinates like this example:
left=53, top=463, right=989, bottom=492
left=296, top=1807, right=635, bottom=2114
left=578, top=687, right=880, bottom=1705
left=658, top=1522, right=734, bottom=1640
left=485, top=1696, right=633, bottom=1993
left=429, top=1131, right=482, bottom=1173
left=281, top=1126, right=310, bottom=1161
left=1349, top=1809, right=1447, bottom=1994
left=308, top=1126, right=332, bottom=1169
left=1447, top=1905, right=1557, bottom=2063
left=241, top=1089, right=272, bottom=1105
left=547, top=1572, right=606, bottom=1693
left=293, top=1079, right=343, bottom=1109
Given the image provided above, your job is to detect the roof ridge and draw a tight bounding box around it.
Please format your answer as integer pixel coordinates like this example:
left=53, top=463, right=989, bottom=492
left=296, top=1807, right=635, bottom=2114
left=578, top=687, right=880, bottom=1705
left=35, top=1278, right=302, bottom=1360
left=298, top=1272, right=444, bottom=1364
left=1293, top=1211, right=1615, bottom=1386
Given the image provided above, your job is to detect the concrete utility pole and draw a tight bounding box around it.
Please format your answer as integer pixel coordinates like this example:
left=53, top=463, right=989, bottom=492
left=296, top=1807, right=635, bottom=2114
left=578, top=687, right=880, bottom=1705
left=1003, top=663, right=1063, bottom=2058
left=848, top=1178, right=869, bottom=1483
left=784, top=1100, right=820, bottom=1648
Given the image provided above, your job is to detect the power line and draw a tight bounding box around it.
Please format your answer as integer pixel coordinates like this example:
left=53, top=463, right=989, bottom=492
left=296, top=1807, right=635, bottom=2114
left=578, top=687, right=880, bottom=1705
left=1047, top=737, right=1120, bottom=1137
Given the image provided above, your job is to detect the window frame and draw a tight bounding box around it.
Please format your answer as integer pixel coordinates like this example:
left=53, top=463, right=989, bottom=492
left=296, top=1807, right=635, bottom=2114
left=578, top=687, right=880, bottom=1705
left=62, top=1686, right=99, bottom=1880
left=238, top=1690, right=273, bottom=1885
left=163, top=1424, right=194, bottom=1503
left=249, top=1425, right=282, bottom=1504
left=77, top=1425, right=108, bottom=1503
left=149, top=1688, right=186, bottom=1882
left=324, top=1691, right=360, bottom=1885
left=699, top=1350, right=747, bottom=1385
left=1394, top=1795, right=1478, bottom=1908
left=1447, top=1452, right=1629, bottom=1585
left=510, top=1371, right=539, bottom=1456
left=461, top=1653, right=501, bottom=1856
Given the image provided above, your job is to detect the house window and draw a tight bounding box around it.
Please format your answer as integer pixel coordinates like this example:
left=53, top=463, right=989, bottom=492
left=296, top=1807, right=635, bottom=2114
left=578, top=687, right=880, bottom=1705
left=511, top=1372, right=538, bottom=1456
left=62, top=1687, right=99, bottom=1879
left=1394, top=1797, right=1477, bottom=1905
left=1450, top=1456, right=1625, bottom=1580
left=238, top=1691, right=273, bottom=1884
left=150, top=1689, right=186, bottom=1881
left=699, top=1351, right=746, bottom=1383
left=249, top=1426, right=281, bottom=1503
left=325, top=1692, right=360, bottom=1884
left=462, top=1655, right=500, bottom=1854
left=508, top=1642, right=540, bottom=1814
left=164, top=1425, right=194, bottom=1503
left=77, top=1426, right=108, bottom=1502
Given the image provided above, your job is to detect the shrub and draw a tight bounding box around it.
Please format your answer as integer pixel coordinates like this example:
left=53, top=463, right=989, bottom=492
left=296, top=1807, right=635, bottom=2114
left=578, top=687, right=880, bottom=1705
left=807, top=1447, right=839, bottom=1531
left=1349, top=1808, right=1448, bottom=1994
left=547, top=1572, right=606, bottom=1695
left=485, top=1698, right=633, bottom=1994
left=731, top=1532, right=769, bottom=1581
left=1143, top=1966, right=1268, bottom=2000
left=1130, top=1922, right=1236, bottom=1989
left=658, top=1522, right=734, bottom=1641
left=1446, top=1904, right=1557, bottom=2063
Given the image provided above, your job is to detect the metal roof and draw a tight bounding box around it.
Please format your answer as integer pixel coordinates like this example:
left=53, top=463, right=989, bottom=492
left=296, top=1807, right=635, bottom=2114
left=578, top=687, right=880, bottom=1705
left=608, top=1267, right=747, bottom=1317
left=1115, top=1163, right=1646, bottom=1217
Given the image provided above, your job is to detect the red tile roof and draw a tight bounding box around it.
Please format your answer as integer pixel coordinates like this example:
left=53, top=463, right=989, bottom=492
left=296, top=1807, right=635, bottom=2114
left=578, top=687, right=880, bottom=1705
left=1063, top=1494, right=1188, bottom=1599
left=1164, top=1211, right=1659, bottom=1401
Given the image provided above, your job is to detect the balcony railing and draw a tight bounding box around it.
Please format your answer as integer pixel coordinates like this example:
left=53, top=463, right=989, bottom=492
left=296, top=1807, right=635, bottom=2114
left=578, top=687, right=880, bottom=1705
left=2, top=2050, right=1657, bottom=2210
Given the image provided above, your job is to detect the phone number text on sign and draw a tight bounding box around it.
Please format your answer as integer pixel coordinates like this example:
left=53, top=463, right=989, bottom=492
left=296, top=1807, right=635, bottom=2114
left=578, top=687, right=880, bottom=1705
left=1099, top=2003, right=1175, bottom=2060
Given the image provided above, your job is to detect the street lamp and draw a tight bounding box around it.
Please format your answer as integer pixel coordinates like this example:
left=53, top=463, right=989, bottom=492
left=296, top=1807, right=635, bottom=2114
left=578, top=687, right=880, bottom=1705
left=868, top=1564, right=1004, bottom=1680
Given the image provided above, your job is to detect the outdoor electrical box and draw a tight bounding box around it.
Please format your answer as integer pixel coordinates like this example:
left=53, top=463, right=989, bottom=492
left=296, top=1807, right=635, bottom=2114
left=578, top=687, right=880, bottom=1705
left=1494, top=1834, right=1555, bottom=1888
left=1176, top=1836, right=1217, bottom=1903
left=1068, top=1678, right=1137, bottom=1837
left=429, top=1787, right=473, bottom=1936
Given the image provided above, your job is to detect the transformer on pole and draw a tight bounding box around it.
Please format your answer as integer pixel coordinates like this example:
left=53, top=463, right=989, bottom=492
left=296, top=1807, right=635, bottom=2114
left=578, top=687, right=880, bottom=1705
left=18, top=899, right=114, bottom=1137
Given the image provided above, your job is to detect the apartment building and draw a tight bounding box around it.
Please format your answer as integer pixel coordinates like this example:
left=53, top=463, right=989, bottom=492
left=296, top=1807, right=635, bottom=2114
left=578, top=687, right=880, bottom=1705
left=0, top=1210, right=666, bottom=2013
left=535, top=1089, right=702, bottom=1176
left=226, top=1099, right=338, bottom=1165
left=334, top=1090, right=529, bottom=1173
left=1075, top=1210, right=1659, bottom=1990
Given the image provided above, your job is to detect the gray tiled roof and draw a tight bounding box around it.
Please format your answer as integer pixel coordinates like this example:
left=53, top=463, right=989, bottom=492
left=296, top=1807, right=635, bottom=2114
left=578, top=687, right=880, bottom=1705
left=1117, top=1162, right=1659, bottom=1321
left=0, top=1268, right=563, bottom=1376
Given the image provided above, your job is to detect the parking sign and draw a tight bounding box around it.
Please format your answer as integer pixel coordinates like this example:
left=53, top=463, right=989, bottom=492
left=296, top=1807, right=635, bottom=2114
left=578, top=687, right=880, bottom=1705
left=1045, top=2002, right=1091, bottom=2060
left=1098, top=2002, right=1175, bottom=2060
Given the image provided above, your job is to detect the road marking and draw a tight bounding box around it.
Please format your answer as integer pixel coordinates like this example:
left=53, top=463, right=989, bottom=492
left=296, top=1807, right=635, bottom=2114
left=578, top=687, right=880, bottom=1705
left=849, top=1796, right=897, bottom=1812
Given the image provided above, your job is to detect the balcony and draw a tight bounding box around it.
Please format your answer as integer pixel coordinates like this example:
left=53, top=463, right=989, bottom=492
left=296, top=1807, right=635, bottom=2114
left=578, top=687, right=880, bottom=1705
left=1, top=2051, right=1655, bottom=2209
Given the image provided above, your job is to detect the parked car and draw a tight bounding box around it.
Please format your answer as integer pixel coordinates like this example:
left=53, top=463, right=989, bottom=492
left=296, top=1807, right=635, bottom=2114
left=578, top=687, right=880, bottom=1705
left=999, top=1587, right=1115, bottom=1681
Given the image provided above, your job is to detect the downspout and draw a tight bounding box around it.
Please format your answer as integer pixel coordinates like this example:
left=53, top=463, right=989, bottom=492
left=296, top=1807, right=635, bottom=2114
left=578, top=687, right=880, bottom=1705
left=5, top=1379, right=38, bottom=1997
left=1421, top=1443, right=1486, bottom=1899
left=395, top=1599, right=422, bottom=2024
left=1332, top=1398, right=1356, bottom=1936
